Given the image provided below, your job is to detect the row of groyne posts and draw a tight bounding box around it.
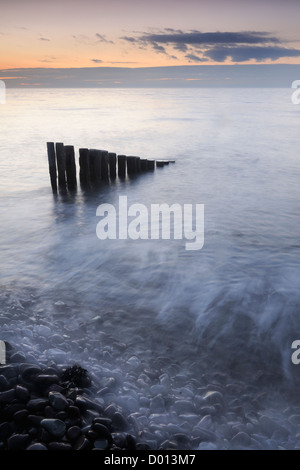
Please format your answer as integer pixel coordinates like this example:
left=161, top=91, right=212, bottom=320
left=47, top=142, right=174, bottom=193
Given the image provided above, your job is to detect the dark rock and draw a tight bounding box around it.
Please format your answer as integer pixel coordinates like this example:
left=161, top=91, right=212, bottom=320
left=4, top=403, right=25, bottom=418
left=49, top=391, right=69, bottom=411
left=86, top=429, right=98, bottom=439
left=0, top=375, right=10, bottom=390
left=27, top=398, right=49, bottom=412
left=7, top=433, right=31, bottom=450
left=0, top=388, right=16, bottom=403
left=26, top=443, right=48, bottom=450
left=15, top=385, right=30, bottom=402
left=0, top=422, right=10, bottom=440
left=0, top=365, right=18, bottom=379
left=66, top=425, right=81, bottom=441
left=20, top=363, right=41, bottom=381
left=10, top=352, right=26, bottom=363
left=93, top=417, right=112, bottom=428
left=28, top=415, right=44, bottom=426
left=125, top=434, right=136, bottom=450
left=136, top=443, right=151, bottom=450
left=34, top=374, right=59, bottom=386
left=13, top=409, right=29, bottom=423
left=56, top=411, right=68, bottom=421
left=231, top=431, right=252, bottom=448
left=48, top=442, right=72, bottom=451
left=44, top=405, right=56, bottom=419
left=74, top=435, right=93, bottom=450
left=92, top=423, right=111, bottom=439
left=41, top=419, right=66, bottom=438
left=112, top=412, right=129, bottom=431
left=38, top=428, right=53, bottom=444
left=68, top=406, right=80, bottom=419
left=94, top=439, right=108, bottom=449
left=104, top=404, right=117, bottom=418
left=75, top=395, right=103, bottom=413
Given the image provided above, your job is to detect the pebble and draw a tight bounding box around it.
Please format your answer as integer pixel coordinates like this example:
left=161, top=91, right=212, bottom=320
left=7, top=433, right=31, bottom=450
left=41, top=419, right=66, bottom=438
left=49, top=391, right=69, bottom=410
left=231, top=431, right=252, bottom=448
left=26, top=443, right=48, bottom=450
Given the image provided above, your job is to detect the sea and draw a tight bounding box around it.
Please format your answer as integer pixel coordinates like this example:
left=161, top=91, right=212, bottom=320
left=1, top=87, right=300, bottom=449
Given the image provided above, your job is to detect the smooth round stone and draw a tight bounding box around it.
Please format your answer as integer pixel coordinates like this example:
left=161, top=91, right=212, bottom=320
left=15, top=384, right=30, bottom=402
left=126, top=356, right=140, bottom=369
left=92, top=423, right=111, bottom=439
left=231, top=431, right=252, bottom=447
left=0, top=365, right=19, bottom=378
left=0, top=375, right=10, bottom=390
left=74, top=435, right=93, bottom=450
left=68, top=406, right=80, bottom=419
left=66, top=426, right=81, bottom=441
left=150, top=395, right=165, bottom=413
left=20, top=364, right=41, bottom=381
left=75, top=395, right=103, bottom=413
left=40, top=419, right=66, bottom=438
left=112, top=412, right=128, bottom=431
left=27, top=398, right=49, bottom=412
left=0, top=388, right=16, bottom=403
left=174, top=400, right=195, bottom=414
left=125, top=434, right=136, bottom=450
left=10, top=352, right=26, bottom=363
left=49, top=391, right=69, bottom=411
left=26, top=443, right=48, bottom=450
left=13, top=409, right=29, bottom=423
left=48, top=442, right=72, bottom=451
left=0, top=422, right=10, bottom=440
left=7, top=433, right=31, bottom=450
left=34, top=374, right=59, bottom=385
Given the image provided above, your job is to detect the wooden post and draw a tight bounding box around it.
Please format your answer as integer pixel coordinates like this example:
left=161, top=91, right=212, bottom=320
left=136, top=156, right=141, bottom=172
left=79, top=148, right=90, bottom=188
left=47, top=142, right=57, bottom=193
left=147, top=160, right=155, bottom=171
left=101, top=150, right=109, bottom=182
left=118, top=155, right=126, bottom=179
left=140, top=159, right=148, bottom=171
left=55, top=142, right=66, bottom=190
left=64, top=145, right=77, bottom=190
left=89, top=149, right=102, bottom=185
left=127, top=156, right=137, bottom=175
left=108, top=152, right=117, bottom=180
left=156, top=160, right=165, bottom=167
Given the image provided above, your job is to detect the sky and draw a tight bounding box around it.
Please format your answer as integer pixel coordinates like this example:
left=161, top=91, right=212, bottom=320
left=1, top=0, right=300, bottom=86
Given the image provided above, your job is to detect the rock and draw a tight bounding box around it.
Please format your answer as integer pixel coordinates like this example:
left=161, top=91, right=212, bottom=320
left=192, top=426, right=216, bottom=442
left=49, top=391, right=69, bottom=411
left=94, top=439, right=109, bottom=449
left=150, top=395, right=165, bottom=413
left=10, top=352, right=26, bottom=363
left=74, top=435, right=93, bottom=450
left=7, top=433, right=31, bottom=450
left=48, top=442, right=73, bottom=451
left=174, top=400, right=195, bottom=414
left=44, top=405, right=56, bottom=418
left=26, top=443, right=48, bottom=450
left=15, top=385, right=30, bottom=402
left=0, top=375, right=10, bottom=390
left=13, top=409, right=29, bottom=423
left=68, top=405, right=81, bottom=419
left=231, top=432, right=252, bottom=448
left=34, top=374, right=59, bottom=386
left=112, top=412, right=129, bottom=431
left=198, top=415, right=213, bottom=429
left=0, top=388, right=16, bottom=403
left=126, top=356, right=140, bottom=369
left=27, top=398, right=49, bottom=412
left=204, top=390, right=225, bottom=407
left=75, top=395, right=103, bottom=413
left=40, top=419, right=66, bottom=438
left=259, top=415, right=282, bottom=438
left=92, top=423, right=111, bottom=439
left=0, top=365, right=18, bottom=378
left=66, top=426, right=82, bottom=441
left=0, top=422, right=10, bottom=440
left=289, top=415, right=300, bottom=426
left=28, top=415, right=44, bottom=426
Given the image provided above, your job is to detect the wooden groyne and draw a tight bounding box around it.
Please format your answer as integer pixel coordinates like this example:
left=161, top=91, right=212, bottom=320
left=47, top=142, right=174, bottom=193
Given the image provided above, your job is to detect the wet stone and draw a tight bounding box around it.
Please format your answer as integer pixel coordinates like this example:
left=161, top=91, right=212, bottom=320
left=66, top=425, right=82, bottom=441
left=0, top=422, right=10, bottom=440
left=15, top=384, right=30, bottom=402
left=94, top=439, right=108, bottom=449
left=0, top=388, right=16, bottom=403
left=26, top=443, right=48, bottom=450
left=231, top=431, right=252, bottom=448
left=112, top=411, right=129, bottom=431
left=49, top=391, right=69, bottom=411
left=7, top=433, right=31, bottom=450
left=48, top=442, right=73, bottom=451
left=74, top=435, right=93, bottom=450
left=0, top=375, right=10, bottom=390
left=41, top=419, right=66, bottom=438
left=27, top=398, right=49, bottom=412
left=13, top=409, right=29, bottom=423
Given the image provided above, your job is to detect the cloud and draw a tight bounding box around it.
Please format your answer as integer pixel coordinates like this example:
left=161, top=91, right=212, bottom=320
left=205, top=46, right=300, bottom=62
left=39, top=37, right=50, bottom=42
left=185, top=54, right=208, bottom=63
left=121, top=29, right=300, bottom=63
left=91, top=59, right=103, bottom=64
left=96, top=33, right=114, bottom=44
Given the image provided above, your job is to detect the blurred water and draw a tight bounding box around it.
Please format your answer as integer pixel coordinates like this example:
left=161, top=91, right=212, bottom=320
left=0, top=87, right=300, bottom=383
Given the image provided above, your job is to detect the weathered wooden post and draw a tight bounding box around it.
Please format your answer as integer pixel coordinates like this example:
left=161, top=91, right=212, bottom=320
left=127, top=156, right=137, bottom=175
left=147, top=160, right=155, bottom=171
left=101, top=150, right=109, bottom=182
left=55, top=142, right=66, bottom=190
left=79, top=148, right=90, bottom=188
left=136, top=156, right=141, bottom=172
left=64, top=145, right=77, bottom=190
left=89, top=149, right=102, bottom=185
left=108, top=152, right=117, bottom=180
left=118, top=155, right=126, bottom=179
left=140, top=159, right=148, bottom=171
left=47, top=142, right=57, bottom=193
